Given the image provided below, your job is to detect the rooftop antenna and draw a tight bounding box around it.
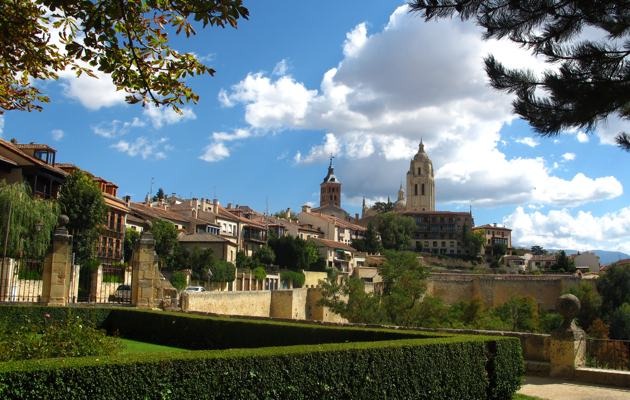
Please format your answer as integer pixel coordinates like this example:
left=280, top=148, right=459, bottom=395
left=148, top=177, right=154, bottom=198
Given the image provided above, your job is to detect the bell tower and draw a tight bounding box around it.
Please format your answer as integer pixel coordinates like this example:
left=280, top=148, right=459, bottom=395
left=406, top=140, right=435, bottom=211
left=320, top=156, right=341, bottom=208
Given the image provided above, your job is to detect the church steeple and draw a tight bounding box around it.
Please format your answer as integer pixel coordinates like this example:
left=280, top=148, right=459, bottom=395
left=406, top=140, right=435, bottom=211
left=320, top=155, right=341, bottom=208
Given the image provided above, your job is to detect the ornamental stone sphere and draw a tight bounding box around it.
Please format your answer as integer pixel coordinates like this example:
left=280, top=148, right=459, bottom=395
left=143, top=219, right=153, bottom=232
left=557, top=293, right=581, bottom=322
left=57, top=214, right=69, bottom=227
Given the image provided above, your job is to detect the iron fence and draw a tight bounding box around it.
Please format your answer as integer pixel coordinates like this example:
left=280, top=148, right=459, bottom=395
left=585, top=337, right=630, bottom=371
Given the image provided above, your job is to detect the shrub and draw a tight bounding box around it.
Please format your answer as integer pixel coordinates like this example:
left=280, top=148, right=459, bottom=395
left=252, top=266, right=267, bottom=281
left=280, top=270, right=305, bottom=288
left=0, top=306, right=523, bottom=400
left=170, top=271, right=187, bottom=291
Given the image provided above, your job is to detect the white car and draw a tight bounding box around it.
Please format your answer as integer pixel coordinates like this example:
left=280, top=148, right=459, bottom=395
left=184, top=286, right=206, bottom=292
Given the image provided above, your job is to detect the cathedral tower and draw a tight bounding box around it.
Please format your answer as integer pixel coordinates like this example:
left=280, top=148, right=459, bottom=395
left=406, top=140, right=435, bottom=211
left=320, top=156, right=341, bottom=208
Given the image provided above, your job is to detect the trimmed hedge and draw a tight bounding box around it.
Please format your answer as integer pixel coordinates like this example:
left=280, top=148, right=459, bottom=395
left=0, top=306, right=523, bottom=399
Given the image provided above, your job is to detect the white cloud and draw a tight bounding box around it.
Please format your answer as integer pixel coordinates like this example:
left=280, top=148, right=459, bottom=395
left=199, top=142, right=230, bottom=162
left=515, top=137, right=539, bottom=147
left=216, top=5, right=624, bottom=209
left=272, top=59, right=290, bottom=76
left=212, top=128, right=252, bottom=142
left=92, top=118, right=145, bottom=138
left=505, top=206, right=630, bottom=254
left=0, top=115, right=4, bottom=136
left=143, top=104, right=196, bottom=129
left=562, top=152, right=576, bottom=161
left=112, top=137, right=170, bottom=159
left=343, top=23, right=368, bottom=57
left=58, top=69, right=126, bottom=110
left=51, top=129, right=64, bottom=141
left=576, top=131, right=589, bottom=143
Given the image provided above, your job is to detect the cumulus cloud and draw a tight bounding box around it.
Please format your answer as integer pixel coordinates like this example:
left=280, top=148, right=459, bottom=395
left=515, top=137, right=539, bottom=147
left=51, top=129, right=64, bottom=141
left=92, top=118, right=145, bottom=138
left=58, top=69, right=126, bottom=110
left=562, top=152, right=576, bottom=161
left=112, top=137, right=170, bottom=159
left=199, top=142, right=230, bottom=162
left=576, top=131, right=589, bottom=143
left=143, top=104, right=196, bottom=129
left=505, top=206, right=630, bottom=253
left=214, top=5, right=624, bottom=209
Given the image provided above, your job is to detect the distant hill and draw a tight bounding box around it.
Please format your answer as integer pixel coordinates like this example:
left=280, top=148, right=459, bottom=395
left=563, top=250, right=630, bottom=266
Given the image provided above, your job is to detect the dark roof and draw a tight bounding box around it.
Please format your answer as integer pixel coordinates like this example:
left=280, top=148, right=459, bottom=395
left=474, top=224, right=512, bottom=231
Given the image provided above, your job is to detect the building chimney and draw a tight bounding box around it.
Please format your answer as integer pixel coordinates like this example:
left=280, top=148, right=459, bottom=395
left=493, top=222, right=497, bottom=227
left=286, top=208, right=291, bottom=219
left=302, top=204, right=311, bottom=213
left=123, top=195, right=131, bottom=207
left=355, top=213, right=359, bottom=222
left=227, top=203, right=232, bottom=209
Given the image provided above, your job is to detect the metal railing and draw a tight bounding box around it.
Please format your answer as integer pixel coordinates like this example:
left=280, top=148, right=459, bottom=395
left=0, top=258, right=44, bottom=303
left=585, top=337, right=630, bottom=371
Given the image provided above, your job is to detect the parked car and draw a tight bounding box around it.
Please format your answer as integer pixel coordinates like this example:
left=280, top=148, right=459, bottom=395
left=109, top=284, right=131, bottom=302
left=183, top=286, right=206, bottom=292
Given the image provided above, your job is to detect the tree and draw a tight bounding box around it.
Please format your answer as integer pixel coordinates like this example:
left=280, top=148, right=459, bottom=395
left=58, top=170, right=107, bottom=266
left=530, top=245, right=546, bottom=256
left=552, top=250, right=575, bottom=272
left=151, top=219, right=179, bottom=268
left=493, top=296, right=540, bottom=332
left=268, top=236, right=320, bottom=271
left=209, top=260, right=236, bottom=283
left=123, top=228, right=140, bottom=263
left=568, top=282, right=602, bottom=331
left=409, top=1, right=630, bottom=151
left=235, top=250, right=252, bottom=270
left=373, top=212, right=416, bottom=251
left=1, top=0, right=249, bottom=114
left=352, top=222, right=382, bottom=254
left=597, top=263, right=630, bottom=316
left=0, top=182, right=58, bottom=259
left=152, top=188, right=165, bottom=202
left=463, top=226, right=485, bottom=257
left=609, top=303, right=630, bottom=340
left=372, top=201, right=395, bottom=213
left=252, top=245, right=275, bottom=266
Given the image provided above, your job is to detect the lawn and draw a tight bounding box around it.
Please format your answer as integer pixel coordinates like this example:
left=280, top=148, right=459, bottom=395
left=119, top=338, right=188, bottom=354
left=513, top=394, right=545, bottom=400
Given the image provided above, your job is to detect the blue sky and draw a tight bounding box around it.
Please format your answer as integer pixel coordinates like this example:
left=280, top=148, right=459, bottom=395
left=1, top=1, right=629, bottom=254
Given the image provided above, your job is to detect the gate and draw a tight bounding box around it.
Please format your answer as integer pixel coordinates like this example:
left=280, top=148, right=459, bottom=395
left=68, top=261, right=132, bottom=304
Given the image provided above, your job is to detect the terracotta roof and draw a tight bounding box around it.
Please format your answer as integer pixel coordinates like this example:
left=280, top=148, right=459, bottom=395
left=178, top=233, right=229, bottom=243
left=309, top=237, right=357, bottom=252
left=130, top=202, right=191, bottom=225
left=473, top=224, right=512, bottom=231
left=0, top=154, right=18, bottom=166
left=14, top=143, right=56, bottom=151
left=126, top=213, right=145, bottom=225
left=0, top=138, right=67, bottom=177
left=298, top=224, right=322, bottom=233
left=103, top=193, right=129, bottom=212
left=302, top=211, right=366, bottom=231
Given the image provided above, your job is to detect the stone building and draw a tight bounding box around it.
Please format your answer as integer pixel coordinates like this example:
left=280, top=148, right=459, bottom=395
left=311, top=157, right=349, bottom=219
left=406, top=140, right=435, bottom=212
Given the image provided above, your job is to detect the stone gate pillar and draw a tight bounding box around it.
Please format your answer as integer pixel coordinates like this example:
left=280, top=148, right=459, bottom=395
left=131, top=222, right=159, bottom=308
left=41, top=215, right=73, bottom=306
left=549, top=294, right=586, bottom=378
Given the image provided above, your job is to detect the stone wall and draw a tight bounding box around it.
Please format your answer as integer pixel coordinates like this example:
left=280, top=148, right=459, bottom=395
left=182, top=290, right=271, bottom=317
left=427, top=273, right=594, bottom=310
left=181, top=288, right=347, bottom=323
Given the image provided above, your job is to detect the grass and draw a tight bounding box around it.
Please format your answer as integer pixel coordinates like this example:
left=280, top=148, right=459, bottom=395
left=119, top=338, right=188, bottom=354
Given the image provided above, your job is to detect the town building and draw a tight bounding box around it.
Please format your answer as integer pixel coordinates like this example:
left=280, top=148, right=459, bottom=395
left=311, top=156, right=350, bottom=219
left=0, top=138, right=66, bottom=199
left=298, top=205, right=366, bottom=245
left=406, top=140, right=435, bottom=212
left=473, top=223, right=512, bottom=260
left=571, top=252, right=600, bottom=273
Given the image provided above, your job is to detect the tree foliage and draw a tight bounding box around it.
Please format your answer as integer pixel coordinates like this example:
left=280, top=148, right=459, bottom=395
left=151, top=219, right=179, bottom=267
left=372, top=201, right=395, bottom=213
left=597, top=263, right=630, bottom=316
left=209, top=260, right=236, bottom=283
left=552, top=250, right=576, bottom=272
left=123, top=228, right=140, bottom=263
left=351, top=222, right=382, bottom=254
left=268, top=236, right=320, bottom=271
left=530, top=245, right=546, bottom=255
left=253, top=245, right=275, bottom=266
left=373, top=212, right=416, bottom=251
left=0, top=182, right=58, bottom=259
left=1, top=0, right=249, bottom=113
left=58, top=170, right=107, bottom=266
left=409, top=1, right=630, bottom=151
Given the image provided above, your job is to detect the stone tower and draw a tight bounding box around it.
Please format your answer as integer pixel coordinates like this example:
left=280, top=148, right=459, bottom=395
left=406, top=140, right=435, bottom=211
left=320, top=156, right=341, bottom=208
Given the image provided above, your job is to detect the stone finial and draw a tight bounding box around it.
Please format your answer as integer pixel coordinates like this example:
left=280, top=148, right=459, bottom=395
left=143, top=219, right=153, bottom=232
left=554, top=293, right=585, bottom=339
left=54, top=214, right=70, bottom=235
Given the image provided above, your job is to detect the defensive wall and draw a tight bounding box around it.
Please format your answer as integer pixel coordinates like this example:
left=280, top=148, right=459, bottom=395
left=426, top=273, right=596, bottom=310
left=181, top=288, right=347, bottom=323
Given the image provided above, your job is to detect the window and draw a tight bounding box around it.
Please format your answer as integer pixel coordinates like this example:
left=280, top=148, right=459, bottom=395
left=421, top=183, right=425, bottom=196
left=417, top=167, right=421, bottom=175
left=414, top=184, right=418, bottom=196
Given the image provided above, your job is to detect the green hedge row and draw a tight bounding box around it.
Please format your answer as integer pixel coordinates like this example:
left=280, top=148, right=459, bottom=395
left=0, top=306, right=425, bottom=349
left=0, top=306, right=523, bottom=399
left=0, top=336, right=522, bottom=400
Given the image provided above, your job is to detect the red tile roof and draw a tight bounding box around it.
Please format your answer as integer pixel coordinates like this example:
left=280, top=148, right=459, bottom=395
left=309, top=237, right=357, bottom=252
